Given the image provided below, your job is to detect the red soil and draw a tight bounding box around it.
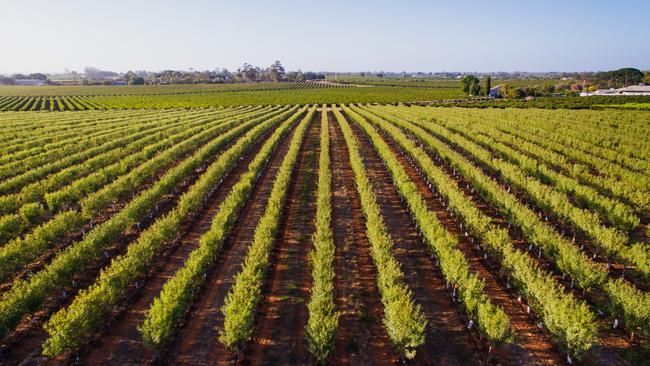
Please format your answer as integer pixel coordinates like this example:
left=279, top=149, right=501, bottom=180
left=371, top=120, right=564, bottom=365
left=242, top=112, right=320, bottom=365
left=162, top=120, right=301, bottom=366
left=328, top=111, right=398, bottom=365
left=347, top=117, right=484, bottom=365
left=64, top=121, right=281, bottom=366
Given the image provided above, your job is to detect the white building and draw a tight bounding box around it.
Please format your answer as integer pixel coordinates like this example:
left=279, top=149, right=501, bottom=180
left=616, top=85, right=650, bottom=95
left=489, top=85, right=502, bottom=98
left=14, top=79, right=44, bottom=86
left=580, top=85, right=650, bottom=96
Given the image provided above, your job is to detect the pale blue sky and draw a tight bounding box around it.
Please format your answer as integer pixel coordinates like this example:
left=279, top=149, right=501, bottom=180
left=1, top=0, right=649, bottom=73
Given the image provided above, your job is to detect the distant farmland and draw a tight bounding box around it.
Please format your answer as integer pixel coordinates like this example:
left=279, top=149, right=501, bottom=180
left=0, top=82, right=465, bottom=110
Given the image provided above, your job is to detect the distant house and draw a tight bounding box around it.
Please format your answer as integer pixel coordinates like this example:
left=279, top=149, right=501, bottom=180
left=111, top=81, right=127, bottom=86
left=580, top=84, right=650, bottom=96
left=489, top=85, right=502, bottom=98
left=616, top=85, right=650, bottom=95
left=579, top=88, right=616, bottom=96
left=14, top=79, right=44, bottom=86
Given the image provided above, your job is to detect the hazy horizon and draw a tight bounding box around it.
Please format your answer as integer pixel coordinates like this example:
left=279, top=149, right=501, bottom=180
left=2, top=0, right=649, bottom=74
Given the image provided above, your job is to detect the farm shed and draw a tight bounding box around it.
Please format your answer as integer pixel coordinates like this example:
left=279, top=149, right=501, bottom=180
left=14, top=79, right=45, bottom=86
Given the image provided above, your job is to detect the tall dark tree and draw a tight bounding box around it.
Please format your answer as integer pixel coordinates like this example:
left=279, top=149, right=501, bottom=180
left=612, top=68, right=643, bottom=86
left=461, top=75, right=480, bottom=95
left=484, top=76, right=492, bottom=96
left=592, top=68, right=644, bottom=88
left=128, top=76, right=145, bottom=85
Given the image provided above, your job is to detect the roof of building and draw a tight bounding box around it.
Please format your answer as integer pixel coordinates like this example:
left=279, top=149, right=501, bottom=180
left=14, top=79, right=44, bottom=86
left=616, top=85, right=650, bottom=92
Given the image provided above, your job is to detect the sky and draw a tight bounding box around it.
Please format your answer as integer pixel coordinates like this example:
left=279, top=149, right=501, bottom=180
left=1, top=0, right=649, bottom=74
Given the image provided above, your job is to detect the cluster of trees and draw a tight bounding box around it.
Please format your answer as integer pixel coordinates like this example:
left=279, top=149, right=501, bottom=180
left=587, top=68, right=645, bottom=88
left=0, top=62, right=327, bottom=86
left=233, top=61, right=324, bottom=83
left=130, top=64, right=325, bottom=85
left=461, top=77, right=577, bottom=99
left=460, top=68, right=650, bottom=99
left=460, top=75, right=492, bottom=96
left=495, top=83, right=585, bottom=99
left=461, top=75, right=482, bottom=95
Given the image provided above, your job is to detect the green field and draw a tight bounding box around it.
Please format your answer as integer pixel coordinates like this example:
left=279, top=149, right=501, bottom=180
left=431, top=95, right=650, bottom=109
left=592, top=102, right=650, bottom=110
left=0, top=81, right=351, bottom=96
left=0, top=101, right=648, bottom=365
left=5, top=81, right=649, bottom=112
left=0, top=83, right=466, bottom=111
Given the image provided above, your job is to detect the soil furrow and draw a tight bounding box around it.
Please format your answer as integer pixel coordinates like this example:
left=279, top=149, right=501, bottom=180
left=328, top=110, right=397, bottom=366
left=243, top=112, right=320, bottom=365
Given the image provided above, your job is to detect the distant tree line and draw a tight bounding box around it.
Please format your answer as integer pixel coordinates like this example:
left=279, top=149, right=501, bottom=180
left=231, top=61, right=323, bottom=83
left=461, top=68, right=650, bottom=99
left=587, top=68, right=645, bottom=88
left=0, top=61, right=327, bottom=86
left=117, top=61, right=324, bottom=85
